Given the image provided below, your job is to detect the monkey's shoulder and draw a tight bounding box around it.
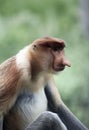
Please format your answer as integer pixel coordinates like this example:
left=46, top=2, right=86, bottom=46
left=0, top=56, right=16, bottom=74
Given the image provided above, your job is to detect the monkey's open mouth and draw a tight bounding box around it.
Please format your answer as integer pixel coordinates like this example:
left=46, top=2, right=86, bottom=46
left=54, top=67, right=65, bottom=71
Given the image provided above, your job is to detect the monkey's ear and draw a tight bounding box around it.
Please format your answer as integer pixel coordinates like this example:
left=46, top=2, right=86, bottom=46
left=33, top=45, right=37, bottom=50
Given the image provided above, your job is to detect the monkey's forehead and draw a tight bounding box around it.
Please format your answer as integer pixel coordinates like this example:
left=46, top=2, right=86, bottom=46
left=32, top=37, right=65, bottom=47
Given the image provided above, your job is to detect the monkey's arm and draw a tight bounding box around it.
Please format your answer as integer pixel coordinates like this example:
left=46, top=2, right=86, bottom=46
left=45, top=81, right=89, bottom=130
left=25, top=111, right=67, bottom=130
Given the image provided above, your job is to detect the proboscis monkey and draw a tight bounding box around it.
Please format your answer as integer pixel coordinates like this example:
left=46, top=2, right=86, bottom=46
left=0, top=37, right=88, bottom=130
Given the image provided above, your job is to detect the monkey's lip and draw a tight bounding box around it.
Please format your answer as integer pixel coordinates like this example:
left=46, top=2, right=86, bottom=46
left=54, top=67, right=65, bottom=71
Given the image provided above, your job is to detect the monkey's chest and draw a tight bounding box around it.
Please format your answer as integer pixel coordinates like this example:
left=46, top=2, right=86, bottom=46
left=15, top=88, right=47, bottom=129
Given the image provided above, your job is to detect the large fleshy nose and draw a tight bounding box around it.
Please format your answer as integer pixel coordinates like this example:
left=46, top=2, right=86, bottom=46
left=63, top=59, right=71, bottom=67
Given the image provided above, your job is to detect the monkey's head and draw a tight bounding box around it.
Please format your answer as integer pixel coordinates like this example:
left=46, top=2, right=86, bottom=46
left=30, top=37, right=71, bottom=74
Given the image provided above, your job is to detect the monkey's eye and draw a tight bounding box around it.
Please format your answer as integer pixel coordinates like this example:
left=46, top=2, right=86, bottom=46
left=52, top=44, right=64, bottom=52
left=52, top=47, right=59, bottom=52
left=52, top=46, right=64, bottom=52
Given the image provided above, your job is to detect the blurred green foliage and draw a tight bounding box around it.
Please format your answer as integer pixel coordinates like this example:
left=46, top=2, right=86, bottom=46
left=0, top=0, right=89, bottom=128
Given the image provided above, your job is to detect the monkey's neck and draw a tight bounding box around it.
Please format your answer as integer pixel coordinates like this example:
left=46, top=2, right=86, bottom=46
left=27, top=73, right=52, bottom=94
left=30, top=60, right=52, bottom=86
left=29, top=54, right=42, bottom=81
left=30, top=73, right=52, bottom=92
